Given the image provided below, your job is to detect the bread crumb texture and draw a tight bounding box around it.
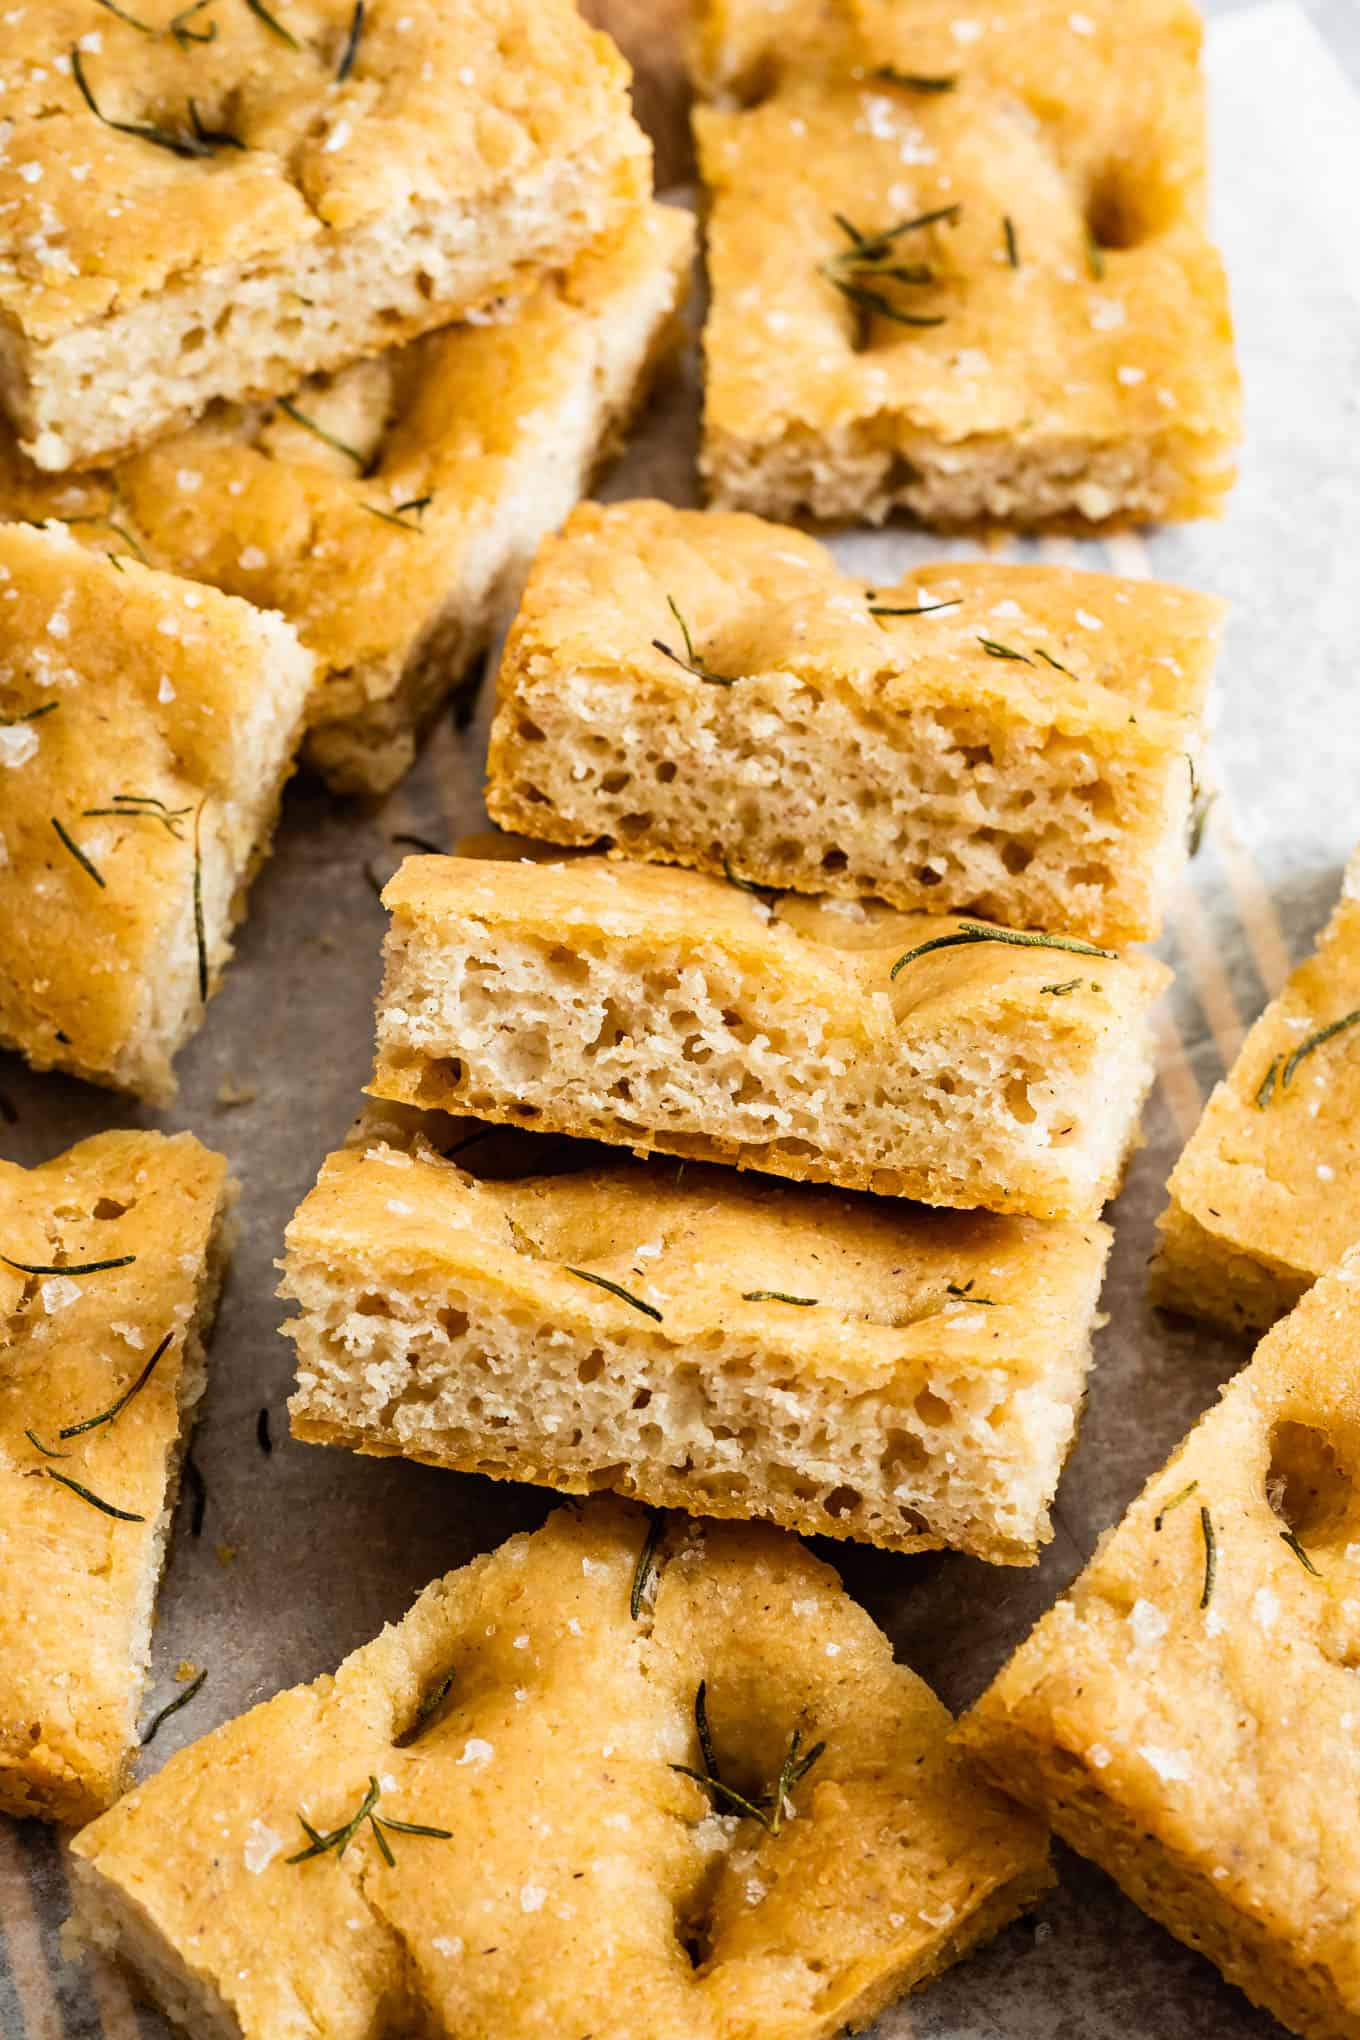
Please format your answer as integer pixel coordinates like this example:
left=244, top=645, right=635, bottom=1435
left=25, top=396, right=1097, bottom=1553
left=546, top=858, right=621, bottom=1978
left=959, top=1245, right=1360, bottom=2040
left=0, top=207, right=695, bottom=796
left=0, top=521, right=313, bottom=1099
left=370, top=851, right=1168, bottom=1220
left=0, top=1130, right=234, bottom=1825
left=693, top=0, right=1240, bottom=526
left=1151, top=848, right=1360, bottom=1337
left=0, top=0, right=649, bottom=469
left=70, top=1498, right=1050, bottom=2038
left=282, top=1120, right=1111, bottom=1561
left=486, top=498, right=1223, bottom=944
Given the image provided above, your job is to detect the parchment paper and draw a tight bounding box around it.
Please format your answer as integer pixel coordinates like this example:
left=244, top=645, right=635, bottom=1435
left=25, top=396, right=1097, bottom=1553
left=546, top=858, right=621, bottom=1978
left=3, top=4, right=1360, bottom=2035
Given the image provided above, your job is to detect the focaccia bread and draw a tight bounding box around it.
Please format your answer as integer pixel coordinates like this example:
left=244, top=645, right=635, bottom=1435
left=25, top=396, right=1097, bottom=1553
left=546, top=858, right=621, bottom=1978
left=370, top=852, right=1168, bottom=1220
left=0, top=206, right=694, bottom=797
left=0, top=1130, right=234, bottom=1825
left=693, top=0, right=1239, bottom=527
left=958, top=1244, right=1360, bottom=2040
left=0, top=522, right=313, bottom=1100
left=485, top=498, right=1223, bottom=945
left=71, top=1499, right=1051, bottom=2039
left=1151, top=850, right=1360, bottom=1337
left=0, top=0, right=649, bottom=470
left=282, top=1115, right=1112, bottom=1563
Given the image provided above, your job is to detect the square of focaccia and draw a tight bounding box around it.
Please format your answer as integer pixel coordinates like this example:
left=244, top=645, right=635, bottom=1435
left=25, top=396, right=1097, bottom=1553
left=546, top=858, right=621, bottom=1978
left=0, top=1129, right=234, bottom=1824
left=0, top=205, right=695, bottom=797
left=0, top=0, right=649, bottom=471
left=282, top=1116, right=1112, bottom=1563
left=71, top=1498, right=1050, bottom=2038
left=486, top=498, right=1223, bottom=945
left=370, top=852, right=1168, bottom=1220
left=0, top=522, right=312, bottom=1100
left=694, top=0, right=1239, bottom=527
left=959, top=1243, right=1360, bottom=2040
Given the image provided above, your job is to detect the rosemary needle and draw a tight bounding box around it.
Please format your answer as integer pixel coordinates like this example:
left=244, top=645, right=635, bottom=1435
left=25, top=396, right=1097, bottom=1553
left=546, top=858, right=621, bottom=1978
left=630, top=1513, right=664, bottom=1620
left=1280, top=1530, right=1320, bottom=1575
left=193, top=801, right=208, bottom=1003
left=25, top=1428, right=68, bottom=1459
left=45, top=1469, right=146, bottom=1523
left=60, top=1330, right=174, bottom=1438
left=277, top=399, right=366, bottom=470
left=1004, top=214, right=1020, bottom=268
left=742, top=1290, right=817, bottom=1306
left=1198, top=1504, right=1216, bottom=1608
left=365, top=496, right=432, bottom=532
left=872, top=65, right=957, bottom=91
left=337, top=0, right=365, bottom=80
left=51, top=816, right=106, bottom=888
left=141, top=1668, right=207, bottom=1745
left=395, top=1667, right=456, bottom=1745
left=1254, top=1056, right=1281, bottom=1110
left=1281, top=1011, right=1360, bottom=1091
left=565, top=1268, right=663, bottom=1322
left=171, top=1, right=218, bottom=44
left=93, top=0, right=157, bottom=30
left=1, top=702, right=58, bottom=725
left=72, top=47, right=220, bottom=158
left=244, top=0, right=298, bottom=47
left=652, top=596, right=736, bottom=686
left=977, top=637, right=1032, bottom=663
left=866, top=596, right=960, bottom=618
left=890, top=923, right=1115, bottom=978
left=2, top=1253, right=136, bottom=1276
left=1153, top=1479, right=1197, bottom=1531
left=257, top=1407, right=273, bottom=1455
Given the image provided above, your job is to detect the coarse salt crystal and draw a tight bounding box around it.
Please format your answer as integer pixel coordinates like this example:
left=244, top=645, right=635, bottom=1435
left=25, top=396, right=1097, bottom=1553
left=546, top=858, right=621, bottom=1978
left=243, top=1820, right=283, bottom=1874
left=1138, top=1744, right=1191, bottom=1782
left=456, top=1738, right=493, bottom=1766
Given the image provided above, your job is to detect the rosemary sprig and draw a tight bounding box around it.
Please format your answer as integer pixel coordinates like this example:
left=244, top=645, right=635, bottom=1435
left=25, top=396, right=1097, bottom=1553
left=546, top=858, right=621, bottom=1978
left=866, top=595, right=960, bottom=618
left=1003, top=214, right=1020, bottom=268
left=25, top=1428, right=68, bottom=1458
left=337, top=0, right=364, bottom=79
left=1280, top=1530, right=1319, bottom=1575
left=1, top=702, right=58, bottom=726
left=257, top=1407, right=273, bottom=1454
left=243, top=0, right=298, bottom=46
left=193, top=800, right=208, bottom=1003
left=1281, top=1012, right=1360, bottom=1091
left=947, top=1280, right=996, bottom=1304
left=2, top=1253, right=136, bottom=1276
left=672, top=1684, right=825, bottom=1834
left=821, top=207, right=957, bottom=338
left=395, top=1667, right=456, bottom=1746
left=45, top=1468, right=146, bottom=1522
left=60, top=513, right=149, bottom=564
left=652, top=597, right=736, bottom=686
left=742, top=1290, right=817, bottom=1306
left=82, top=793, right=193, bottom=838
left=277, top=399, right=366, bottom=470
left=365, top=496, right=432, bottom=533
left=977, top=637, right=1031, bottom=663
left=1153, top=1479, right=1197, bottom=1531
left=59, top=1330, right=173, bottom=1438
left=871, top=65, right=956, bottom=91
left=72, top=47, right=224, bottom=158
left=51, top=816, right=106, bottom=888
left=1198, top=1504, right=1216, bottom=1608
left=565, top=1268, right=663, bottom=1322
left=630, top=1513, right=664, bottom=1620
left=287, top=1775, right=452, bottom=1864
left=890, top=922, right=1115, bottom=978
left=141, top=1667, right=207, bottom=1745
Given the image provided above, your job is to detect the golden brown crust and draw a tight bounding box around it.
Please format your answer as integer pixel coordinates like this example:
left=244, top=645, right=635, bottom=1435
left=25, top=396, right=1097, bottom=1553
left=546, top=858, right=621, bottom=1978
left=0, top=522, right=313, bottom=1099
left=1152, top=852, right=1360, bottom=1335
left=0, top=208, right=695, bottom=796
left=282, top=1133, right=1111, bottom=1562
left=959, top=1246, right=1360, bottom=2040
left=0, top=1130, right=234, bottom=1825
left=486, top=498, right=1223, bottom=944
left=71, top=1499, right=1050, bottom=2037
left=695, top=0, right=1239, bottom=527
